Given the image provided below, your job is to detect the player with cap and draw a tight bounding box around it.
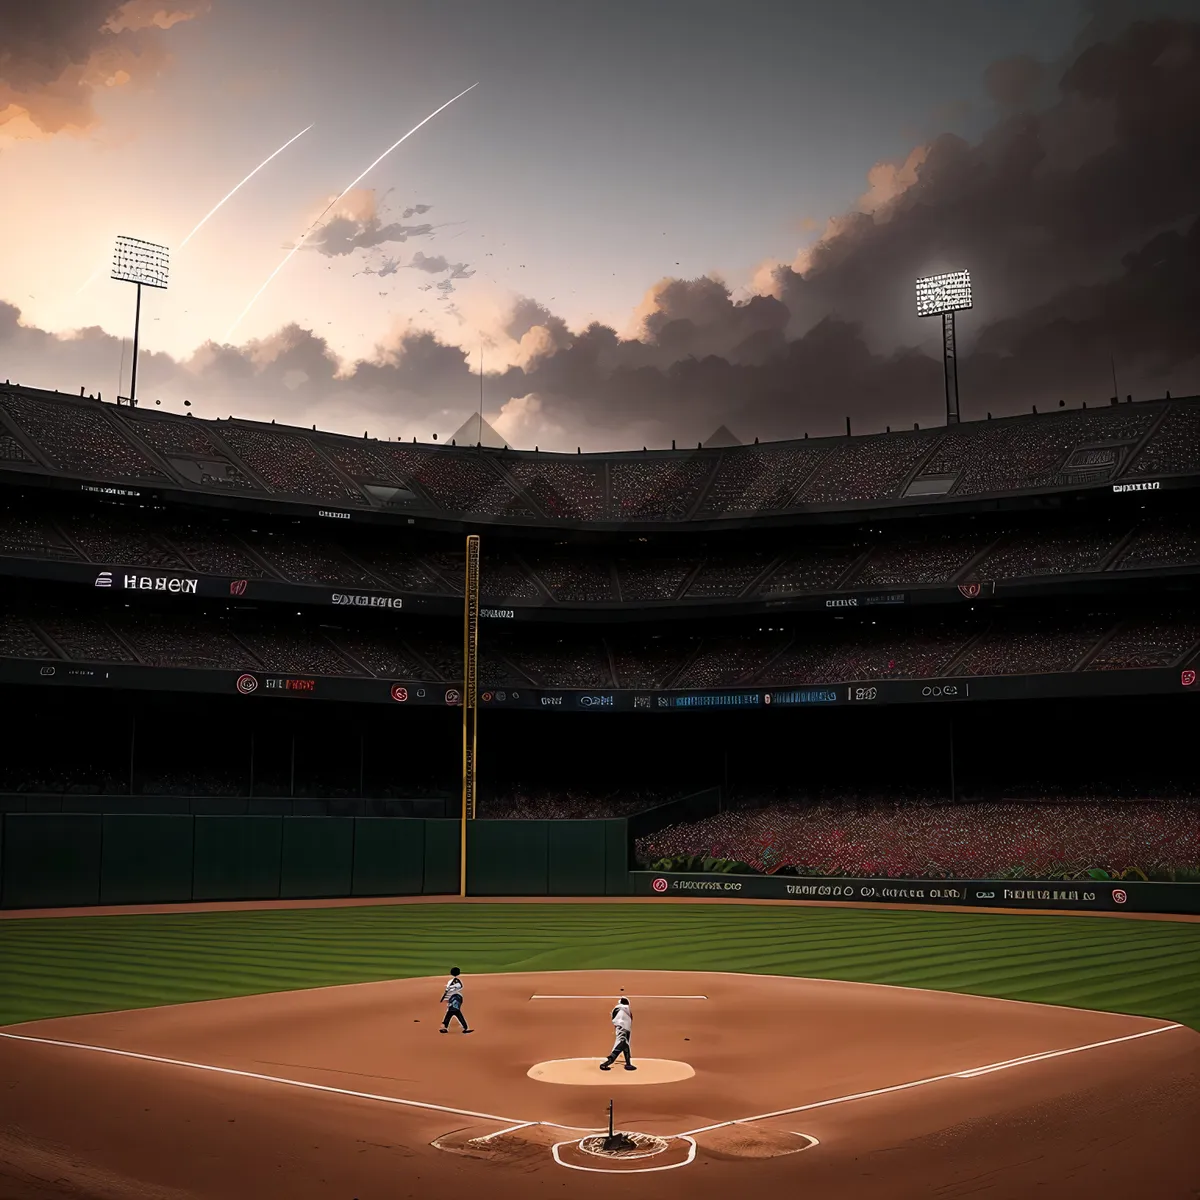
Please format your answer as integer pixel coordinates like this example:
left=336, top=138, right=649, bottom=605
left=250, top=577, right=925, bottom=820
left=439, top=967, right=471, bottom=1033
left=599, top=997, right=635, bottom=1070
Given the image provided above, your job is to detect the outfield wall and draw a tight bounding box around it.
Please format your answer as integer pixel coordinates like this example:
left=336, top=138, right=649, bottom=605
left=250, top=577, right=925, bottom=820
left=0, top=814, right=632, bottom=909
left=0, top=815, right=462, bottom=909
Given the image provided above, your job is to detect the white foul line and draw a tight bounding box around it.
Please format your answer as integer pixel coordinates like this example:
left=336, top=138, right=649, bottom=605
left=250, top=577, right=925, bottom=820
left=678, top=1023, right=1184, bottom=1136
left=0, top=1021, right=1186, bottom=1150
left=0, top=1030, right=523, bottom=1126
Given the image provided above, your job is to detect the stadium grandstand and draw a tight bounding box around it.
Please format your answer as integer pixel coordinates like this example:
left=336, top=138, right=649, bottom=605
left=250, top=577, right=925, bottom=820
left=0, top=384, right=1196, bottom=895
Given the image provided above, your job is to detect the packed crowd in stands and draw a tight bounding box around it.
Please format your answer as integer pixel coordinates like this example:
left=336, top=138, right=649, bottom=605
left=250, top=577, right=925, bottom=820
left=799, top=429, right=940, bottom=504
left=1124, top=404, right=1200, bottom=479
left=0, top=608, right=1195, bottom=683
left=0, top=511, right=80, bottom=560
left=525, top=553, right=614, bottom=602
left=480, top=785, right=667, bottom=820
left=67, top=516, right=191, bottom=571
left=953, top=406, right=1157, bottom=495
left=2, top=390, right=1198, bottom=519
left=122, top=412, right=263, bottom=491
left=4, top=498, right=1197, bottom=608
left=1117, top=520, right=1200, bottom=570
left=1085, top=614, right=1200, bottom=671
left=37, top=610, right=138, bottom=663
left=683, top=551, right=776, bottom=598
left=164, top=521, right=270, bottom=578
left=111, top=612, right=252, bottom=670
left=407, top=451, right=534, bottom=517
left=215, top=424, right=364, bottom=503
left=955, top=616, right=1112, bottom=676
left=635, top=790, right=1200, bottom=880
left=610, top=458, right=714, bottom=520
left=615, top=557, right=694, bottom=602
left=758, top=543, right=862, bottom=595
left=853, top=533, right=988, bottom=587
left=506, top=460, right=608, bottom=520
left=766, top=623, right=970, bottom=683
left=697, top=445, right=831, bottom=514
left=671, top=633, right=790, bottom=688
left=965, top=524, right=1124, bottom=579
left=244, top=533, right=383, bottom=588
left=356, top=545, right=454, bottom=593
left=0, top=392, right=167, bottom=481
left=504, top=636, right=613, bottom=687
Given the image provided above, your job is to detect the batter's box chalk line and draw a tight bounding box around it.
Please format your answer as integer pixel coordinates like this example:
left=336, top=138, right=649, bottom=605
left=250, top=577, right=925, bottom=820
left=1, top=1020, right=1184, bottom=1174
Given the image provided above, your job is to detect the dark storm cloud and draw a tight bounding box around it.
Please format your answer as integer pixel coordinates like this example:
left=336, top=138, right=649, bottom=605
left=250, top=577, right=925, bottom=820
left=5, top=14, right=1199, bottom=449
left=0, top=2, right=206, bottom=135
left=0, top=4, right=119, bottom=91
left=409, top=251, right=449, bottom=273
left=308, top=216, right=436, bottom=257
left=401, top=204, right=432, bottom=218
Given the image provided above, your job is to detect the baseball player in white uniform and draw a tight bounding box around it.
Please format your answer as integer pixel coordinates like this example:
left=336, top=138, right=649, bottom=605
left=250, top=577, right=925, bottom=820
left=600, top=997, right=635, bottom=1070
left=439, top=967, right=471, bottom=1033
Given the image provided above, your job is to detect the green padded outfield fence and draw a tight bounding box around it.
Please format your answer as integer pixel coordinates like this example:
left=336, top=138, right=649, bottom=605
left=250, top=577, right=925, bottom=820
left=0, top=814, right=631, bottom=909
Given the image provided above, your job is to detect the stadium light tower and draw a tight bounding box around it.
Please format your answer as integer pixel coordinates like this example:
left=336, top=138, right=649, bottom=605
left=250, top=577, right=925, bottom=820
left=112, top=236, right=170, bottom=407
left=915, top=270, right=971, bottom=425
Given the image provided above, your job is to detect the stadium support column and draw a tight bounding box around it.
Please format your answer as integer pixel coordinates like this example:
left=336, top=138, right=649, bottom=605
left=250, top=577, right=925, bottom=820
left=461, top=534, right=481, bottom=897
left=942, top=311, right=960, bottom=426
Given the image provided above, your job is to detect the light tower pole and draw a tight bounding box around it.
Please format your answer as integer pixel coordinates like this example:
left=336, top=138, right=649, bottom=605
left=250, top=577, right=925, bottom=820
left=112, top=236, right=170, bottom=407
left=916, top=270, right=972, bottom=425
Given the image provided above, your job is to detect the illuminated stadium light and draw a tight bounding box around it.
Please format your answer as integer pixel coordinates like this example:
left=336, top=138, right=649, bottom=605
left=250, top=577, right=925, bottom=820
left=915, top=270, right=971, bottom=425
left=112, top=236, right=170, bottom=290
left=915, top=270, right=971, bottom=317
left=111, top=236, right=170, bottom=408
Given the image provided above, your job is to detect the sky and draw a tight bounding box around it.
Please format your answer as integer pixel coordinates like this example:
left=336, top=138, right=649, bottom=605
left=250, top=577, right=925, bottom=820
left=1, top=0, right=1198, bottom=450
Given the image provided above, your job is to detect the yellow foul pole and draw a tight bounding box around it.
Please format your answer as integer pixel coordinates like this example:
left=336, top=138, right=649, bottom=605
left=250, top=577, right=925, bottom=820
left=460, top=534, right=480, bottom=896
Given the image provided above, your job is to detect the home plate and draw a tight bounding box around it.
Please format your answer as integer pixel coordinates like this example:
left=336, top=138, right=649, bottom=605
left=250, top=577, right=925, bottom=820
left=528, top=1058, right=695, bottom=1085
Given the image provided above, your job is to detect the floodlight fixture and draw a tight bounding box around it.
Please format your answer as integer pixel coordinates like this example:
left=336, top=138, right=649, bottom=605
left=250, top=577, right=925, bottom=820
left=111, top=236, right=170, bottom=408
left=915, top=270, right=971, bottom=425
left=915, top=270, right=971, bottom=318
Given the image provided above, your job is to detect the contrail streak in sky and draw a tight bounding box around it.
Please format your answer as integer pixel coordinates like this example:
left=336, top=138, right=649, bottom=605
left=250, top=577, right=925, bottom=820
left=73, top=125, right=312, bottom=301
left=225, top=83, right=479, bottom=340
left=180, top=124, right=314, bottom=248
left=75, top=260, right=108, bottom=296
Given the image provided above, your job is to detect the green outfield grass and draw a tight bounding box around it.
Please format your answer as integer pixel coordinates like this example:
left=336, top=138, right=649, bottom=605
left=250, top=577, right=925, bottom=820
left=1, top=903, right=1198, bottom=1030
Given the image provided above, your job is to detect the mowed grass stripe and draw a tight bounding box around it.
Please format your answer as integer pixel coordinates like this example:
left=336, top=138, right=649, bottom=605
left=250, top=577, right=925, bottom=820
left=0, top=903, right=1197, bottom=1029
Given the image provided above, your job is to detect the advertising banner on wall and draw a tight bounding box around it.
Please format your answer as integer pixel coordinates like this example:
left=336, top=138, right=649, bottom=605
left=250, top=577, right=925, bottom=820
left=631, top=871, right=1200, bottom=914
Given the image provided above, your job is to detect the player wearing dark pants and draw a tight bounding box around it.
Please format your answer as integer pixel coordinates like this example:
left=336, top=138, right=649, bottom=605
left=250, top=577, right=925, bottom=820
left=600, top=997, right=635, bottom=1071
left=442, top=996, right=468, bottom=1031
left=439, top=967, right=472, bottom=1033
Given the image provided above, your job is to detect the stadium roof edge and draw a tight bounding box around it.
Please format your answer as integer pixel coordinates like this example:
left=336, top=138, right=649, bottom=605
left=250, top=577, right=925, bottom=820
left=2, top=382, right=1195, bottom=458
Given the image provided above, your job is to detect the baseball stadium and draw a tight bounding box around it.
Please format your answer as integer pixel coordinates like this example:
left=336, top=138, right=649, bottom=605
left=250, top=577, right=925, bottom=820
left=1, top=387, right=1199, bottom=1198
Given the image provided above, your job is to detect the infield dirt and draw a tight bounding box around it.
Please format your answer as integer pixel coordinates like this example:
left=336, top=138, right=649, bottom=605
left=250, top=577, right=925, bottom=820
left=1, top=970, right=1197, bottom=1198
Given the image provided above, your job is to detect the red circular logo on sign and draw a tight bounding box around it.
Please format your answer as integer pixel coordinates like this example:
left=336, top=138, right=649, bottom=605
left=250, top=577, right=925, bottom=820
left=651, top=877, right=669, bottom=893
left=390, top=685, right=408, bottom=702
left=1112, top=889, right=1127, bottom=904
left=236, top=674, right=258, bottom=694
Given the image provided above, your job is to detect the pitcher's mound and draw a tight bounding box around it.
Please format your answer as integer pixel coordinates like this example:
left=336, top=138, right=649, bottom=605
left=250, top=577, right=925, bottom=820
left=528, top=1058, right=696, bottom=1085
